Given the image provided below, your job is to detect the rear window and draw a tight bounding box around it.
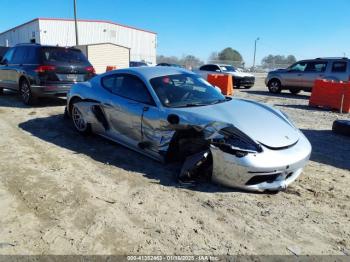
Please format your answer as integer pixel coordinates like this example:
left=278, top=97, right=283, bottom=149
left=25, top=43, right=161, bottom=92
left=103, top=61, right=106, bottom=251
left=41, top=47, right=89, bottom=64
left=332, top=61, right=347, bottom=73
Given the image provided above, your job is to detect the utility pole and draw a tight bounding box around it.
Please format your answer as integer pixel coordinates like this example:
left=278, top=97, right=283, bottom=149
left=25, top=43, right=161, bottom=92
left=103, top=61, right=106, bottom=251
left=74, top=0, right=79, bottom=46
left=253, top=37, right=260, bottom=70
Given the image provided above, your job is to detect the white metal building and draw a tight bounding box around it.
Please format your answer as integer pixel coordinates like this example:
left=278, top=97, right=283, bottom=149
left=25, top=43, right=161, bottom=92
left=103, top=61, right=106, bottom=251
left=0, top=18, right=157, bottom=64
left=76, top=43, right=130, bottom=74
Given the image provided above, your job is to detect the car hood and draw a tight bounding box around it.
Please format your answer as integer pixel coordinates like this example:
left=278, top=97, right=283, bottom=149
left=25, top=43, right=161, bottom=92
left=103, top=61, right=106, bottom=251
left=269, top=68, right=288, bottom=74
left=170, top=98, right=299, bottom=149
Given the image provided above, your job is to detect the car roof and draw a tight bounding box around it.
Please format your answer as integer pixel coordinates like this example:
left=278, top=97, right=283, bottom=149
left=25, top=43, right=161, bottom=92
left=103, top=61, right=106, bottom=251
left=297, top=58, right=349, bottom=63
left=110, top=66, right=195, bottom=80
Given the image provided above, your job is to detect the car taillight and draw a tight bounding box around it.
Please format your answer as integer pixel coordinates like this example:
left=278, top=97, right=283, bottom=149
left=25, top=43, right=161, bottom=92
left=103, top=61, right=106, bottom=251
left=85, top=66, right=96, bottom=74
left=35, top=65, right=56, bottom=73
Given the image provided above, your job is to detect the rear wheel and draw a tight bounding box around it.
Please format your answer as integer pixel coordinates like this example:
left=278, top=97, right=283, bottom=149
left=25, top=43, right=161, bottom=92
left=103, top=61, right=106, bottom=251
left=289, top=88, right=301, bottom=95
left=0, top=88, right=3, bottom=95
left=19, top=79, right=36, bottom=105
left=268, top=79, right=282, bottom=94
left=244, top=86, right=252, bottom=89
left=71, top=102, right=91, bottom=135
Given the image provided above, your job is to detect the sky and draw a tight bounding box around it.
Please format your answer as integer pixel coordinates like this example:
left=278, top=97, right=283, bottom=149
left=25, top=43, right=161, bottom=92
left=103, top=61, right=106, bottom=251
left=1, top=0, right=350, bottom=66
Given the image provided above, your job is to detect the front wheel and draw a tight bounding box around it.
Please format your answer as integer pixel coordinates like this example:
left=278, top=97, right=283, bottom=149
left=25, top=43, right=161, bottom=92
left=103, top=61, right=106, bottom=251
left=0, top=88, right=3, bottom=95
left=71, top=102, right=91, bottom=135
left=20, top=80, right=36, bottom=105
left=244, top=86, right=253, bottom=89
left=268, top=79, right=282, bottom=94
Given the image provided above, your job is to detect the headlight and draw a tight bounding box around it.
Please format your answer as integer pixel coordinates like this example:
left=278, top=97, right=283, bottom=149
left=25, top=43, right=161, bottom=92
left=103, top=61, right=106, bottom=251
left=210, top=126, right=262, bottom=157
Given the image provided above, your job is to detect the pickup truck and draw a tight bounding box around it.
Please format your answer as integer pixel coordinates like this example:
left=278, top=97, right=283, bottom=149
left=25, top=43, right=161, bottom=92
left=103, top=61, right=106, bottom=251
left=193, top=64, right=255, bottom=88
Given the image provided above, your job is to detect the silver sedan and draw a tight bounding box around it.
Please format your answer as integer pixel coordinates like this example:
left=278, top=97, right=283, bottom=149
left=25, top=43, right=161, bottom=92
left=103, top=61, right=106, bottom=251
left=66, top=67, right=312, bottom=192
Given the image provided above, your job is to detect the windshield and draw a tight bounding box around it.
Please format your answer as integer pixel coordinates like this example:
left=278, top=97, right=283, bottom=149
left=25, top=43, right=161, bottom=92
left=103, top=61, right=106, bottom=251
left=41, top=47, right=89, bottom=64
left=150, top=74, right=226, bottom=108
left=220, top=65, right=237, bottom=72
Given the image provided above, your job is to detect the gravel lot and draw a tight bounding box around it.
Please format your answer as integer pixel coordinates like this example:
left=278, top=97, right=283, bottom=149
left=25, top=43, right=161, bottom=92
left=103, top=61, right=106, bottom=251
left=0, top=74, right=349, bottom=255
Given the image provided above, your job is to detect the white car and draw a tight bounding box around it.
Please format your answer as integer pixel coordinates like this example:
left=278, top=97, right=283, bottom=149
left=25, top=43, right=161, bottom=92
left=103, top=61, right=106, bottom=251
left=194, top=64, right=255, bottom=88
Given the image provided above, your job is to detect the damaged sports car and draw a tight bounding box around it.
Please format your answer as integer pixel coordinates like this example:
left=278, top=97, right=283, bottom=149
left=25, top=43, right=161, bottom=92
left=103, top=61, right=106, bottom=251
left=65, top=67, right=312, bottom=192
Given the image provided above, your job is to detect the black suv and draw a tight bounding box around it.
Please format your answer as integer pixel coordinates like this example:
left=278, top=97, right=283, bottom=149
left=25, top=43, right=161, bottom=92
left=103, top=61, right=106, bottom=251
left=0, top=44, right=95, bottom=104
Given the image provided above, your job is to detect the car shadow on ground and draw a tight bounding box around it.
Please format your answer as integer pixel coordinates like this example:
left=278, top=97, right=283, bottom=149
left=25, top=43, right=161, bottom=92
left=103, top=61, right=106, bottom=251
left=301, top=129, right=350, bottom=171
left=0, top=90, right=66, bottom=108
left=18, top=114, right=246, bottom=193
left=241, top=90, right=310, bottom=100
left=274, top=104, right=333, bottom=112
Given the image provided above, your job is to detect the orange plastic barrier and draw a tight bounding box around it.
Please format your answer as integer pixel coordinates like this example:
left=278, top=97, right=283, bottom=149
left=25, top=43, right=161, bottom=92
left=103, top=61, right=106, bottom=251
left=207, top=74, right=234, bottom=96
left=106, top=66, right=117, bottom=72
left=309, top=79, right=350, bottom=113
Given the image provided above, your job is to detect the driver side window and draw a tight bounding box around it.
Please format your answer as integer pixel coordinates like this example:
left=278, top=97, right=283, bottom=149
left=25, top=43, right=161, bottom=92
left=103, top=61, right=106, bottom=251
left=1, top=48, right=15, bottom=64
left=289, top=62, right=307, bottom=72
left=102, top=74, right=155, bottom=105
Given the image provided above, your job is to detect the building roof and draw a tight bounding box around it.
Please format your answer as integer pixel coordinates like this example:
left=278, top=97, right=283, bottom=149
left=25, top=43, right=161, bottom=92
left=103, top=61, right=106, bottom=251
left=0, top=17, right=157, bottom=36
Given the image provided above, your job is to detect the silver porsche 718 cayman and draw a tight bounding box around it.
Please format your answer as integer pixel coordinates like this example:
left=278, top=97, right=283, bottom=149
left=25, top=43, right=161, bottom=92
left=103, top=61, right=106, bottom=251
left=66, top=67, right=312, bottom=192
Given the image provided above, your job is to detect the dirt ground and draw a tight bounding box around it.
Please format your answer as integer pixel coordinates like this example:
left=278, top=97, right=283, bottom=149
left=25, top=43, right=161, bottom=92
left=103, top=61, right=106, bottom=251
left=0, top=74, right=349, bottom=256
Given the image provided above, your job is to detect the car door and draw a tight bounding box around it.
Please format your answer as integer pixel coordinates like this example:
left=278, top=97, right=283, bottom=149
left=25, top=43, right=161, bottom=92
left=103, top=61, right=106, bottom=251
left=303, top=60, right=328, bottom=89
left=6, top=46, right=28, bottom=90
left=0, top=48, right=15, bottom=88
left=100, top=73, right=156, bottom=148
left=284, top=61, right=308, bottom=87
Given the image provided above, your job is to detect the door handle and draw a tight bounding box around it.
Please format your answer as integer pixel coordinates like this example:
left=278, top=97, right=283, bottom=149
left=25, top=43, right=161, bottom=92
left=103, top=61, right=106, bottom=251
left=297, top=73, right=303, bottom=76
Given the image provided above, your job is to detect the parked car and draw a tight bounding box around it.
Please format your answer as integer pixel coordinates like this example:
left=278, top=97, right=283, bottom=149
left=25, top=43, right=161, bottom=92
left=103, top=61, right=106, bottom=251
left=265, top=57, right=350, bottom=94
left=194, top=64, right=255, bottom=88
left=0, top=44, right=95, bottom=105
left=66, top=67, right=311, bottom=192
left=0, top=46, right=9, bottom=61
left=157, top=63, right=183, bottom=68
left=129, top=61, right=148, bottom=67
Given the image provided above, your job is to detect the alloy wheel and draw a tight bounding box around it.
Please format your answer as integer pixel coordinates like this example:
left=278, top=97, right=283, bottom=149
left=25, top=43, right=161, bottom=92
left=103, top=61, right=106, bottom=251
left=72, top=106, right=87, bottom=131
left=21, top=82, right=31, bottom=103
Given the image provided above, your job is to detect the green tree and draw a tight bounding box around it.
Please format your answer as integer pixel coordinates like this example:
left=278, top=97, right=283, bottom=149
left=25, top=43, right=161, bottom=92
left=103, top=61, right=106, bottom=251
left=261, top=54, right=297, bottom=68
left=218, top=47, right=243, bottom=63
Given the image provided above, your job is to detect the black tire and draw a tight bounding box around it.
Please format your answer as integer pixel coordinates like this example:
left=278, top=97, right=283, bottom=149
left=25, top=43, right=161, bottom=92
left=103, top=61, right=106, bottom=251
left=332, top=120, right=350, bottom=137
left=71, top=101, right=91, bottom=135
left=19, top=79, right=37, bottom=105
left=289, top=89, right=301, bottom=95
left=0, top=87, right=3, bottom=95
left=63, top=106, right=70, bottom=119
left=268, top=79, right=282, bottom=94
left=244, top=86, right=252, bottom=89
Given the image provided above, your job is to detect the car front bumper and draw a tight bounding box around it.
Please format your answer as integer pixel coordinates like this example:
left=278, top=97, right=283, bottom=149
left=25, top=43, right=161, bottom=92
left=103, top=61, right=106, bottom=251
left=234, top=76, right=255, bottom=87
left=31, top=84, right=73, bottom=97
left=210, top=131, right=312, bottom=192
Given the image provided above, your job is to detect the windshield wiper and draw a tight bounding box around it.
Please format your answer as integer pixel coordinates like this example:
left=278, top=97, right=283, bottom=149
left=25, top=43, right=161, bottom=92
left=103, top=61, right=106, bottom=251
left=208, top=99, right=227, bottom=105
left=171, top=103, right=207, bottom=108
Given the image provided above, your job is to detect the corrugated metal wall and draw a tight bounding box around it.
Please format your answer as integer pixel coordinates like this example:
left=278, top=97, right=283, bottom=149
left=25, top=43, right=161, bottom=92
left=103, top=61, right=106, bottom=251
left=0, top=20, right=40, bottom=46
left=39, top=20, right=156, bottom=64
left=79, top=43, right=130, bottom=74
